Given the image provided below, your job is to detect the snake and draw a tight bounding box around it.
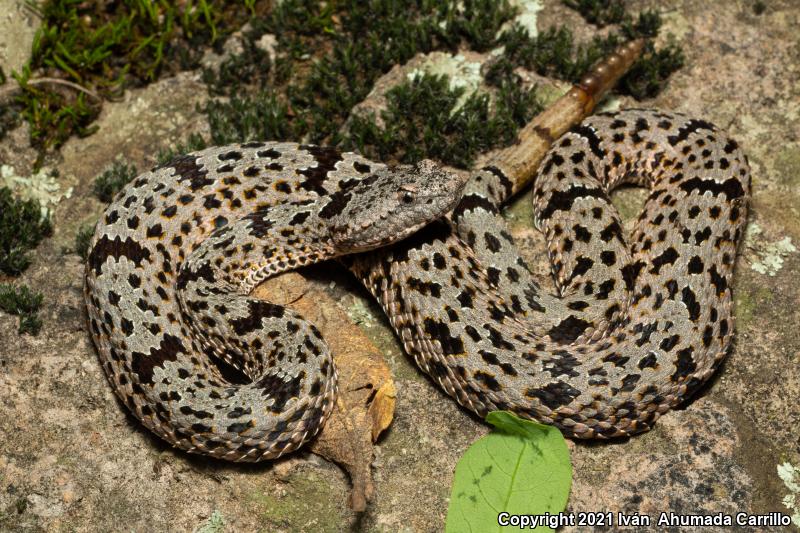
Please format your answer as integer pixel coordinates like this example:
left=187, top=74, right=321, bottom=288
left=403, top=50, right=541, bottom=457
left=84, top=43, right=750, bottom=460
left=348, top=108, right=750, bottom=439
left=84, top=147, right=467, bottom=461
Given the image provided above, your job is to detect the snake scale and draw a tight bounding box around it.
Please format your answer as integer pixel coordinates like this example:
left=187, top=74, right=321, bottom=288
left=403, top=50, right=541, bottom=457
left=84, top=43, right=750, bottom=461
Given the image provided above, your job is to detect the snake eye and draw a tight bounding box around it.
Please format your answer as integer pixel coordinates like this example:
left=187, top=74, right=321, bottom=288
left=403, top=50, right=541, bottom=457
left=401, top=192, right=415, bottom=204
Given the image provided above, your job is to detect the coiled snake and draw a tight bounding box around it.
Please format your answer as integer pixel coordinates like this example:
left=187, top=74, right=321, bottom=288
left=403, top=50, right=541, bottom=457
left=84, top=45, right=750, bottom=460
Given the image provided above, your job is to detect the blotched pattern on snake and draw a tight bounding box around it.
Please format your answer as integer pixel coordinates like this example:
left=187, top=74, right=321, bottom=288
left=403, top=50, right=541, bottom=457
left=84, top=109, right=750, bottom=461
left=84, top=145, right=465, bottom=461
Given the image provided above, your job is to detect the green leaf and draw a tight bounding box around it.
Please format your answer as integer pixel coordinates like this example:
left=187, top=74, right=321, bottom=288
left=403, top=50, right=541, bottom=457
left=445, top=411, right=571, bottom=532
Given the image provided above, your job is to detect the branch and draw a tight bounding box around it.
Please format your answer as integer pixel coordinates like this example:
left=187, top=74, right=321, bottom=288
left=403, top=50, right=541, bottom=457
left=0, top=77, right=101, bottom=103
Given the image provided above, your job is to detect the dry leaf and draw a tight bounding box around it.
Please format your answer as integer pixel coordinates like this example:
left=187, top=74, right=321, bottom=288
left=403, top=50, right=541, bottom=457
left=253, top=271, right=395, bottom=511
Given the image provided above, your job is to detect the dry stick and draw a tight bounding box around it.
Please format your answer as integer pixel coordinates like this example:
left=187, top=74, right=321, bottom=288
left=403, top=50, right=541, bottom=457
left=0, top=77, right=101, bottom=103
left=487, top=39, right=644, bottom=195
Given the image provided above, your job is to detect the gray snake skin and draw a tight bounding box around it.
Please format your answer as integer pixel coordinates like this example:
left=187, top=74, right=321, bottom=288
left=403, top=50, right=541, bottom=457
left=84, top=146, right=465, bottom=461
left=349, top=109, right=750, bottom=438
left=85, top=109, right=750, bottom=460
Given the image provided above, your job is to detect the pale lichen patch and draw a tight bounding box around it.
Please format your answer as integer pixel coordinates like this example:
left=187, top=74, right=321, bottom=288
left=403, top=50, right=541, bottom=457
left=777, top=462, right=800, bottom=527
left=0, top=164, right=72, bottom=220
left=744, top=223, right=797, bottom=276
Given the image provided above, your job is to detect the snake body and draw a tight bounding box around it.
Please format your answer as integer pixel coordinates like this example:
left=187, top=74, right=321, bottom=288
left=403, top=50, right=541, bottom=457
left=350, top=109, right=750, bottom=438
left=85, top=108, right=750, bottom=458
left=84, top=144, right=465, bottom=461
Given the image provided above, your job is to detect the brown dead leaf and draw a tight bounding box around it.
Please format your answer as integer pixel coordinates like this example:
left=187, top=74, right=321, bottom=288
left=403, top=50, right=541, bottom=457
left=252, top=271, right=395, bottom=512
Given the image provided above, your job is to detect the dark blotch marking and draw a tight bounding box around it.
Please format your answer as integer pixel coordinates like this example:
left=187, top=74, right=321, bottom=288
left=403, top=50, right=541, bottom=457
left=131, top=333, right=184, bottom=384
left=353, top=161, right=371, bottom=173
left=681, top=286, right=701, bottom=321
left=297, top=145, right=343, bottom=195
left=255, top=372, right=303, bottom=413
left=484, top=232, right=501, bottom=253
left=473, top=371, right=501, bottom=392
left=424, top=318, right=465, bottom=355
left=638, top=352, right=658, bottom=369
left=650, top=248, right=679, bottom=275
left=525, top=381, right=581, bottom=410
left=572, top=124, right=605, bottom=158
left=229, top=300, right=285, bottom=335
left=667, top=119, right=716, bottom=146
left=166, top=154, right=213, bottom=191
left=538, top=185, right=605, bottom=220
left=452, top=193, right=498, bottom=221
left=679, top=177, right=745, bottom=201
left=88, top=235, right=152, bottom=276
left=548, top=315, right=591, bottom=344
left=687, top=256, right=704, bottom=274
left=672, top=347, right=696, bottom=380
left=218, top=150, right=243, bottom=161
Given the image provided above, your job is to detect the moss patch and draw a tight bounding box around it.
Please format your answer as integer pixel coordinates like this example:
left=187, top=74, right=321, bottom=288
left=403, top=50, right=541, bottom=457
left=734, top=283, right=773, bottom=329
left=486, top=9, right=683, bottom=100
left=249, top=470, right=346, bottom=532
left=13, top=0, right=258, bottom=152
left=773, top=145, right=800, bottom=187
left=348, top=72, right=542, bottom=168
left=563, top=0, right=626, bottom=27
left=93, top=160, right=138, bottom=203
left=0, top=283, right=44, bottom=335
left=199, top=0, right=533, bottom=158
left=0, top=187, right=52, bottom=276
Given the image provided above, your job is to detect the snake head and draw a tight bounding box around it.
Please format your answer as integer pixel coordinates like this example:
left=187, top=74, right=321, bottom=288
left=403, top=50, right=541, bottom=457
left=326, top=159, right=467, bottom=252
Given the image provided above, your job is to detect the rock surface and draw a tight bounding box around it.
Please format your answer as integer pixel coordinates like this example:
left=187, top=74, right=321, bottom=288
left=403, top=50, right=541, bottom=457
left=1, top=0, right=799, bottom=531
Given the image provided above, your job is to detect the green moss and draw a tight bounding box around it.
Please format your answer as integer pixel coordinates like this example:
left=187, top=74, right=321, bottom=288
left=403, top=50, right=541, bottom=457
left=0, top=187, right=52, bottom=276
left=93, top=160, right=138, bottom=203
left=346, top=72, right=541, bottom=168
left=211, top=0, right=520, bottom=147
left=0, top=283, right=44, bottom=335
left=488, top=25, right=614, bottom=84
left=735, top=285, right=772, bottom=328
left=249, top=470, right=346, bottom=532
left=618, top=40, right=684, bottom=100
left=206, top=91, right=295, bottom=146
left=202, top=39, right=272, bottom=97
left=73, top=223, right=95, bottom=260
left=156, top=132, right=208, bottom=165
left=0, top=68, right=22, bottom=142
left=488, top=8, right=682, bottom=100
left=563, top=0, right=626, bottom=27
left=753, top=1, right=766, bottom=15
left=15, top=0, right=257, bottom=152
left=773, top=145, right=800, bottom=187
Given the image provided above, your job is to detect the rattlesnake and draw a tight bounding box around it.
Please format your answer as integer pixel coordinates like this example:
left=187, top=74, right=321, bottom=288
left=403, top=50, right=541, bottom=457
left=84, top=149, right=466, bottom=460
left=84, top=43, right=750, bottom=459
left=348, top=108, right=750, bottom=438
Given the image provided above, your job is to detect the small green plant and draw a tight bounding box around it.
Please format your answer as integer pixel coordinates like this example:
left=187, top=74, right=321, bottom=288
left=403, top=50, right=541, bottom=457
left=230, top=0, right=520, bottom=146
left=15, top=0, right=255, bottom=151
left=346, top=73, right=541, bottom=168
left=206, top=91, right=295, bottom=146
left=563, top=0, right=626, bottom=27
left=156, top=132, right=208, bottom=165
left=445, top=411, right=571, bottom=532
left=73, top=223, right=95, bottom=260
left=194, top=510, right=225, bottom=533
left=618, top=40, right=685, bottom=100
left=487, top=9, right=683, bottom=100
left=93, top=160, right=138, bottom=203
left=0, top=187, right=52, bottom=276
left=202, top=40, right=272, bottom=97
left=0, top=283, right=45, bottom=335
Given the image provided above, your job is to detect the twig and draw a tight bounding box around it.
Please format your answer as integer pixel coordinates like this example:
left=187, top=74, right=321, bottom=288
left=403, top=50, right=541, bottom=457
left=0, top=77, right=101, bottom=103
